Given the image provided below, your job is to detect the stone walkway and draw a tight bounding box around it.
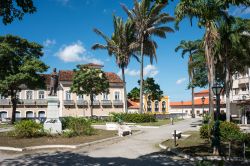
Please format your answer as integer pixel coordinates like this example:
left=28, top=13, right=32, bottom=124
left=0, top=118, right=202, bottom=166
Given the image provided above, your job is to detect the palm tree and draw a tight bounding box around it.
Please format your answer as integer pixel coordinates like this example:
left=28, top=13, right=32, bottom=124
left=175, top=40, right=202, bottom=118
left=122, top=0, right=174, bottom=113
left=92, top=16, right=137, bottom=113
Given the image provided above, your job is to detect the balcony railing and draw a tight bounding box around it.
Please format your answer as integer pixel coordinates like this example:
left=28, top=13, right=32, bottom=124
left=113, top=100, right=123, bottom=106
left=36, top=99, right=47, bottom=106
left=101, top=100, right=112, bottom=106
left=76, top=100, right=88, bottom=106
left=23, top=99, right=36, bottom=105
left=238, top=77, right=249, bottom=84
left=63, top=100, right=75, bottom=106
left=0, top=99, right=11, bottom=105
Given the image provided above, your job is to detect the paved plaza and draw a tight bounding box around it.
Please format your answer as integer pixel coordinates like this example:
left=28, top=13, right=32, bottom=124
left=0, top=118, right=202, bottom=165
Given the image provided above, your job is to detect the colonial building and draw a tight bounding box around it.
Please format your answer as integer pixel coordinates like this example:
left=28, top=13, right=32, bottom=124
left=0, top=64, right=125, bottom=120
left=143, top=96, right=170, bottom=115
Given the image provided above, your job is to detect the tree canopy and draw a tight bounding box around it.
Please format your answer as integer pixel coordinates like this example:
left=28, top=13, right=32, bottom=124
left=0, top=0, right=36, bottom=25
left=128, top=87, right=140, bottom=101
left=0, top=35, right=48, bottom=123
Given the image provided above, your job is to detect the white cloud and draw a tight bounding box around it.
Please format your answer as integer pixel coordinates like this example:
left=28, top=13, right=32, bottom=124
left=56, top=41, right=103, bottom=65
left=43, top=39, right=56, bottom=47
left=176, top=78, right=186, bottom=85
left=117, top=65, right=159, bottom=77
left=232, top=6, right=250, bottom=16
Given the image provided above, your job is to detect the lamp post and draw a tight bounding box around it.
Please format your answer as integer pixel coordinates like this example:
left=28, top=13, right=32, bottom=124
left=242, top=95, right=246, bottom=124
left=201, top=96, right=205, bottom=115
left=212, top=83, right=223, bottom=155
left=181, top=100, right=184, bottom=119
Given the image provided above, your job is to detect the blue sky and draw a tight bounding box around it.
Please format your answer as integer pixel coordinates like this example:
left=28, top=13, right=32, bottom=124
left=0, top=0, right=249, bottom=101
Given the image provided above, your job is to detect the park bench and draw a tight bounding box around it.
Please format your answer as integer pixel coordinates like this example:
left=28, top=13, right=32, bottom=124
left=118, top=125, right=132, bottom=137
left=171, top=130, right=182, bottom=139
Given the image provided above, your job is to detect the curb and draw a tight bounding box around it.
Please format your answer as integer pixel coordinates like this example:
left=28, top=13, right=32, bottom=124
left=0, top=130, right=144, bottom=152
left=135, top=125, right=159, bottom=129
left=158, top=143, right=250, bottom=162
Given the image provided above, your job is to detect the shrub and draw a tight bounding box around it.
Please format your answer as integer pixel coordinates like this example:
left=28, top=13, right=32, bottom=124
left=200, top=124, right=210, bottom=139
left=62, top=129, right=75, bottom=138
left=202, top=114, right=210, bottom=124
left=14, top=120, right=45, bottom=138
left=61, top=117, right=74, bottom=130
left=220, top=121, right=241, bottom=142
left=66, top=117, right=95, bottom=136
left=110, top=113, right=156, bottom=123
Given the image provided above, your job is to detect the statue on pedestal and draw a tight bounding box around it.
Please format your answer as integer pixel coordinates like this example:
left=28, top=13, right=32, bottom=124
left=49, top=68, right=58, bottom=96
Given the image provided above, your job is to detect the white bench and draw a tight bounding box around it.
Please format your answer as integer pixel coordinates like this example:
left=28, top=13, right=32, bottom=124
left=171, top=130, right=182, bottom=139
left=106, top=122, right=119, bottom=131
left=118, top=125, right=132, bottom=137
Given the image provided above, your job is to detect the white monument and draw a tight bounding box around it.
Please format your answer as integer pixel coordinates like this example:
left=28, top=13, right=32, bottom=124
left=43, top=68, right=62, bottom=134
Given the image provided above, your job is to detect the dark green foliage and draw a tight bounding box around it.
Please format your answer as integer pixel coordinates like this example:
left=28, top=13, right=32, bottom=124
left=200, top=124, right=210, bottom=139
left=13, top=120, right=45, bottom=138
left=127, top=87, right=140, bottom=101
left=220, top=121, right=240, bottom=142
left=61, top=117, right=94, bottom=137
left=202, top=114, right=211, bottom=124
left=0, top=0, right=36, bottom=25
left=110, top=113, right=156, bottom=123
left=138, top=77, right=163, bottom=101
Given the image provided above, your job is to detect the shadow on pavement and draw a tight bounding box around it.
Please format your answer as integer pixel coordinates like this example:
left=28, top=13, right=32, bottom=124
left=0, top=150, right=194, bottom=166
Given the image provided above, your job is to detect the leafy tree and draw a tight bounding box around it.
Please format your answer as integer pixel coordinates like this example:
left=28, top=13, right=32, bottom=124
left=0, top=35, right=48, bottom=124
left=122, top=0, right=174, bottom=113
left=0, top=0, right=36, bottom=25
left=175, top=39, right=202, bottom=117
left=70, top=65, right=109, bottom=117
left=139, top=77, right=163, bottom=102
left=92, top=16, right=137, bottom=113
left=128, top=87, right=140, bottom=101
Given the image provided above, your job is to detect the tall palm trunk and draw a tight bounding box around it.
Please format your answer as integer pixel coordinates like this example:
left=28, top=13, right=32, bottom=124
left=139, top=39, right=144, bottom=114
left=225, top=55, right=231, bottom=122
left=122, top=67, right=128, bottom=113
left=11, top=89, right=17, bottom=124
left=191, top=86, right=195, bottom=117
left=90, top=94, right=93, bottom=117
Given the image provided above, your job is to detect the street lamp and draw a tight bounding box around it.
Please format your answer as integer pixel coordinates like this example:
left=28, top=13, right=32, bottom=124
left=181, top=100, right=184, bottom=119
left=201, top=96, right=205, bottom=115
left=212, top=83, right=223, bottom=155
left=242, top=95, right=246, bottom=124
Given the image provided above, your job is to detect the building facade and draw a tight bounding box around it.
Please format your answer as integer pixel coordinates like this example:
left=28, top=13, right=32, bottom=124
left=143, top=96, right=170, bottom=115
left=0, top=64, right=125, bottom=120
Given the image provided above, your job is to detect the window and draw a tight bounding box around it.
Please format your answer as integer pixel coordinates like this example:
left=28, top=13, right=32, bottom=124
left=103, top=93, right=108, bottom=100
left=15, top=112, right=20, bottom=118
left=0, top=94, right=5, bottom=99
left=26, top=111, right=33, bottom=118
left=65, top=91, right=71, bottom=100
left=16, top=92, right=20, bottom=99
left=242, top=87, right=247, bottom=91
left=235, top=89, right=239, bottom=95
left=162, top=101, right=166, bottom=112
left=38, top=111, right=45, bottom=118
left=0, top=111, right=7, bottom=119
left=196, top=110, right=200, bottom=115
left=155, top=101, right=159, bottom=112
left=147, top=101, right=151, bottom=112
left=38, top=91, right=45, bottom=99
left=114, top=92, right=120, bottom=100
left=93, top=95, right=97, bottom=101
left=78, top=94, right=84, bottom=100
left=26, top=91, right=33, bottom=99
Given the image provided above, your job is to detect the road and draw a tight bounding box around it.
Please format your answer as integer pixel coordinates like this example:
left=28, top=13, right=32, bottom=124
left=0, top=118, right=202, bottom=166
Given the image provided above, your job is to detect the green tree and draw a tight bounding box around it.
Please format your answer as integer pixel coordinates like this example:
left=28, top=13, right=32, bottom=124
left=0, top=0, right=36, bottom=25
left=0, top=35, right=48, bottom=124
left=70, top=65, right=109, bottom=117
left=92, top=16, right=137, bottom=113
left=128, top=87, right=140, bottom=101
left=122, top=0, right=174, bottom=113
left=175, top=39, right=202, bottom=117
left=139, top=77, right=163, bottom=102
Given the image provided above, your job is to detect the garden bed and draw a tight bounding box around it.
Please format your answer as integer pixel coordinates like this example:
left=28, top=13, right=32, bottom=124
left=162, top=131, right=250, bottom=158
left=0, top=129, right=117, bottom=148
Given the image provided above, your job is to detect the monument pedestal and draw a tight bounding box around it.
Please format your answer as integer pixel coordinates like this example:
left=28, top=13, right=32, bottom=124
left=44, top=96, right=62, bottom=134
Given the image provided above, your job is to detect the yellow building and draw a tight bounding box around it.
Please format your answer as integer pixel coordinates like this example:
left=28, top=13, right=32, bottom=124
left=143, top=96, right=169, bottom=115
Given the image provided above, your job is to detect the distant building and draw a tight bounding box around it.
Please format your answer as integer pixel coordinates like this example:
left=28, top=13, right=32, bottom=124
left=143, top=96, right=170, bottom=115
left=0, top=63, right=125, bottom=120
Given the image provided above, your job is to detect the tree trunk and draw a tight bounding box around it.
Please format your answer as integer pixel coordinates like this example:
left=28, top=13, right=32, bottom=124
left=225, top=60, right=231, bottom=122
left=122, top=67, right=128, bottom=113
left=139, top=39, right=144, bottom=114
left=229, top=142, right=231, bottom=160
left=90, top=94, right=93, bottom=117
left=191, top=86, right=195, bottom=117
left=10, top=90, right=17, bottom=124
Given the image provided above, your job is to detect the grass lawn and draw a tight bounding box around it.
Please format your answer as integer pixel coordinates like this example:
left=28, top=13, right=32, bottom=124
left=138, top=118, right=182, bottom=126
left=162, top=131, right=250, bottom=158
left=0, top=129, right=117, bottom=148
left=0, top=124, right=13, bottom=128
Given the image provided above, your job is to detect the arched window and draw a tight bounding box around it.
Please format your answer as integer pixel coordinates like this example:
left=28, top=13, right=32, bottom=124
left=162, top=101, right=166, bottom=112
left=38, top=91, right=45, bottom=99
left=15, top=111, right=21, bottom=118
left=147, top=101, right=151, bottom=112
left=38, top=111, right=45, bottom=118
left=65, top=91, right=71, bottom=100
left=0, top=111, right=7, bottom=119
left=155, top=101, right=159, bottom=112
left=26, top=111, right=33, bottom=118
left=26, top=90, right=33, bottom=99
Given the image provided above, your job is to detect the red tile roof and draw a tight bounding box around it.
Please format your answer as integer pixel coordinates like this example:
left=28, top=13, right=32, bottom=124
left=128, top=100, right=139, bottom=109
left=58, top=70, right=123, bottom=83
left=40, top=74, right=51, bottom=85
left=170, top=97, right=209, bottom=106
left=194, top=89, right=209, bottom=95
